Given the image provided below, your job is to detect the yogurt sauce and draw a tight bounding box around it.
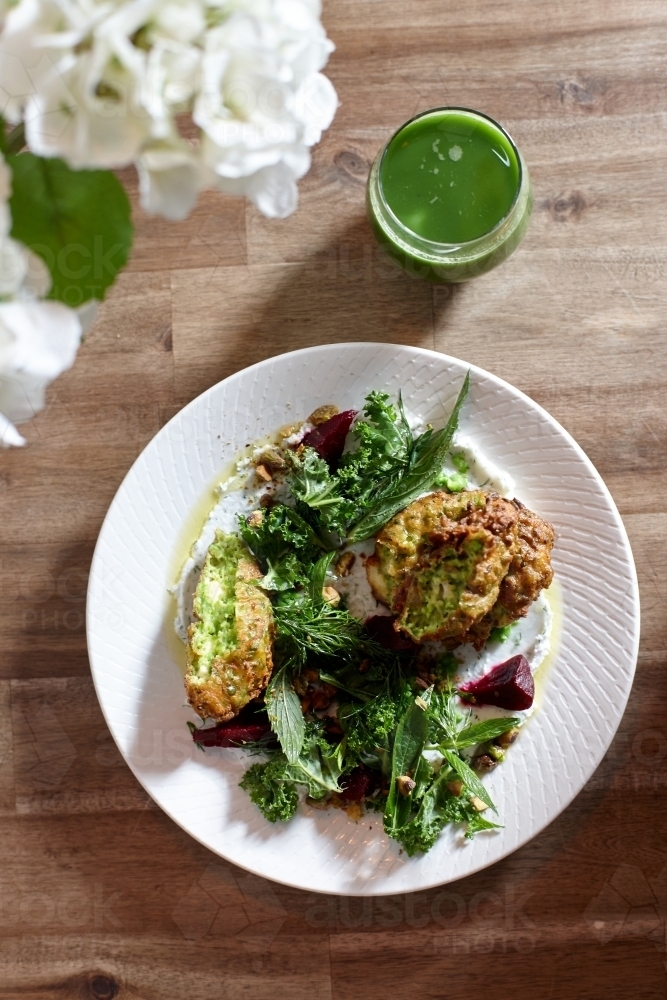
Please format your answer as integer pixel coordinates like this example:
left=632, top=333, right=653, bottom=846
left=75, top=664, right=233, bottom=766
left=171, top=423, right=553, bottom=717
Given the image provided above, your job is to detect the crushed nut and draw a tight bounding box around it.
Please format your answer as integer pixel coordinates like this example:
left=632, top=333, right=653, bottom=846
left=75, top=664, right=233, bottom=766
left=255, top=463, right=272, bottom=482
left=257, top=447, right=286, bottom=472
left=397, top=775, right=417, bottom=796
left=335, top=551, right=356, bottom=577
left=259, top=493, right=275, bottom=509
left=495, top=726, right=520, bottom=750
left=473, top=754, right=497, bottom=772
left=447, top=780, right=464, bottom=797
left=487, top=743, right=505, bottom=762
left=414, top=696, right=428, bottom=711
left=470, top=796, right=489, bottom=812
left=414, top=676, right=429, bottom=690
left=246, top=510, right=263, bottom=528
left=308, top=404, right=339, bottom=426
left=322, top=586, right=340, bottom=606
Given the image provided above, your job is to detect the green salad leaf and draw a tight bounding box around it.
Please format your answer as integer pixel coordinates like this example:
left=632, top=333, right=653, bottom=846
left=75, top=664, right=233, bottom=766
left=384, top=688, right=432, bottom=836
left=265, top=666, right=305, bottom=765
left=238, top=726, right=346, bottom=821
left=273, top=591, right=365, bottom=665
left=347, top=371, right=470, bottom=541
left=441, top=750, right=496, bottom=812
left=240, top=755, right=300, bottom=823
left=238, top=504, right=323, bottom=591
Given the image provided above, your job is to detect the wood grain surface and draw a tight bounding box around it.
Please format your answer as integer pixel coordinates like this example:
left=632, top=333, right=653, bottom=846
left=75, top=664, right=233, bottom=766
left=2, top=1, right=667, bottom=997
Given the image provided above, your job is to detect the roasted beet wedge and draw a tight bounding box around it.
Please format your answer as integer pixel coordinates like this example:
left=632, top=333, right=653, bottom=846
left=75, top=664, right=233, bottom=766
left=301, top=409, right=357, bottom=466
left=192, top=717, right=272, bottom=747
left=340, top=766, right=379, bottom=802
left=365, top=614, right=418, bottom=652
left=458, top=654, right=534, bottom=711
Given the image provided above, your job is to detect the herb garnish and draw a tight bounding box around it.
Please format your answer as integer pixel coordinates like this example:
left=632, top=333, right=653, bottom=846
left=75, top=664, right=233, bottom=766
left=191, top=372, right=526, bottom=853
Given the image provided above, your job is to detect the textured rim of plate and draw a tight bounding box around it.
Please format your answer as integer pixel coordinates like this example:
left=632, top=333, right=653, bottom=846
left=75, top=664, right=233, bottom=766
left=87, top=343, right=640, bottom=896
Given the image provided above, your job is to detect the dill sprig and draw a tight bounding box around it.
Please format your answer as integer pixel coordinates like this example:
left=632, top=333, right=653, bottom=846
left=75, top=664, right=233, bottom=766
left=273, top=593, right=364, bottom=666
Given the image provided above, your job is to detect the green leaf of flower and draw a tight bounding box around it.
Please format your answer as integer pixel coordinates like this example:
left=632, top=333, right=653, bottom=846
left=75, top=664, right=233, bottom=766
left=8, top=153, right=133, bottom=304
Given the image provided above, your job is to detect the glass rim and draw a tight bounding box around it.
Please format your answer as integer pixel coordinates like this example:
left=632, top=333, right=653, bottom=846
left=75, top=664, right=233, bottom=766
left=376, top=106, right=525, bottom=251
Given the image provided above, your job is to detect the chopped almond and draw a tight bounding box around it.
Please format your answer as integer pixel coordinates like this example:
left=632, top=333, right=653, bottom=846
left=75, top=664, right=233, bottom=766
left=255, top=464, right=272, bottom=482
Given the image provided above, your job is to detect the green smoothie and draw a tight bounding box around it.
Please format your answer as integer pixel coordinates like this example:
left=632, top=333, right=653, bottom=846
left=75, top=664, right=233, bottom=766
left=380, top=111, right=520, bottom=244
left=367, top=108, right=532, bottom=283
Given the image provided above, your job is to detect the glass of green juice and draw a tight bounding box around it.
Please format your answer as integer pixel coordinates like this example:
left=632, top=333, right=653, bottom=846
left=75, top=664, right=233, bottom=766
left=367, top=107, right=532, bottom=282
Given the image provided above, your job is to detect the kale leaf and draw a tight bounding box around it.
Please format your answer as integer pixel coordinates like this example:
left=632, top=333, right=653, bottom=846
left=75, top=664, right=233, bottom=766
left=238, top=504, right=323, bottom=591
left=239, top=755, right=300, bottom=823
left=393, top=767, right=500, bottom=856
left=239, top=725, right=346, bottom=822
left=347, top=371, right=470, bottom=541
left=336, top=391, right=413, bottom=507
left=287, top=448, right=356, bottom=536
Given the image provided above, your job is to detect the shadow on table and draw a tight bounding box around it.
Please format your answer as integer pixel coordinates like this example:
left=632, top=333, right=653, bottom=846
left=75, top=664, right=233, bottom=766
left=216, top=215, right=461, bottom=382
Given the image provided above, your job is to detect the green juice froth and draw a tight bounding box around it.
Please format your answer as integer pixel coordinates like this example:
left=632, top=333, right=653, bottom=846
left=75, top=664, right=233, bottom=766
left=379, top=111, right=520, bottom=244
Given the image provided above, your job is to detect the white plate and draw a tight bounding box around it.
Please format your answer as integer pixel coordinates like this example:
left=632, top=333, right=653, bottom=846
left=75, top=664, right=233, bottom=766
left=87, top=343, right=639, bottom=895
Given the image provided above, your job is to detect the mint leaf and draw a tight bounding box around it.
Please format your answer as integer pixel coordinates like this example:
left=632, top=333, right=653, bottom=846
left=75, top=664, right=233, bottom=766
left=452, top=717, right=520, bottom=749
left=265, top=667, right=305, bottom=765
left=347, top=371, right=470, bottom=541
left=441, top=749, right=496, bottom=812
left=8, top=153, right=133, bottom=304
left=384, top=688, right=432, bottom=835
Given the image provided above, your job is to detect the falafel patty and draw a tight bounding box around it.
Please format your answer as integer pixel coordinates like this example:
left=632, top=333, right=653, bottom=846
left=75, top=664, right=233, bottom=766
left=366, top=490, right=553, bottom=646
left=186, top=531, right=274, bottom=722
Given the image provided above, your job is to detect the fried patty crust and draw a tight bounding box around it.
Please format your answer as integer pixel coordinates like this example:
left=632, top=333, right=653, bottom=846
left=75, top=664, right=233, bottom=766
left=366, top=490, right=554, bottom=646
left=186, top=531, right=274, bottom=722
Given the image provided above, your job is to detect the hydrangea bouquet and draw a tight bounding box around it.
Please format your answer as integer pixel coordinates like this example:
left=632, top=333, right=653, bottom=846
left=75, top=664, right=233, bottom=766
left=0, top=0, right=337, bottom=445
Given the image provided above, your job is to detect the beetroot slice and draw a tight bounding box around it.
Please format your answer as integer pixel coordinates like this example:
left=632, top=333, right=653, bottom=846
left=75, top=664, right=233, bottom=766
left=301, top=409, right=357, bottom=466
left=458, top=654, right=535, bottom=711
left=340, top=766, right=378, bottom=802
left=365, top=615, right=418, bottom=652
left=192, top=719, right=271, bottom=747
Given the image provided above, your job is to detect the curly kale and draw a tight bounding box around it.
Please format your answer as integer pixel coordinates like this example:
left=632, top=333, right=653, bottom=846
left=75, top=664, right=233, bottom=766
left=240, top=756, right=300, bottom=823
left=239, top=725, right=346, bottom=822
left=238, top=504, right=323, bottom=591
left=394, top=779, right=500, bottom=856
left=341, top=693, right=403, bottom=754
left=336, top=391, right=412, bottom=506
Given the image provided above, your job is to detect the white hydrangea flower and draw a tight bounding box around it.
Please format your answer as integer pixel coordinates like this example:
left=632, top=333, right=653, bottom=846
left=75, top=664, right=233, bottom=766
left=0, top=301, right=82, bottom=446
left=195, top=0, right=336, bottom=216
left=137, top=134, right=208, bottom=220
left=0, top=152, right=84, bottom=446
left=0, top=0, right=337, bottom=219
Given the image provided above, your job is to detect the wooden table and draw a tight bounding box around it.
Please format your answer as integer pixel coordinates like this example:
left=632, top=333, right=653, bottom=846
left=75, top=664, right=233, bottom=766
left=2, top=1, right=666, bottom=996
